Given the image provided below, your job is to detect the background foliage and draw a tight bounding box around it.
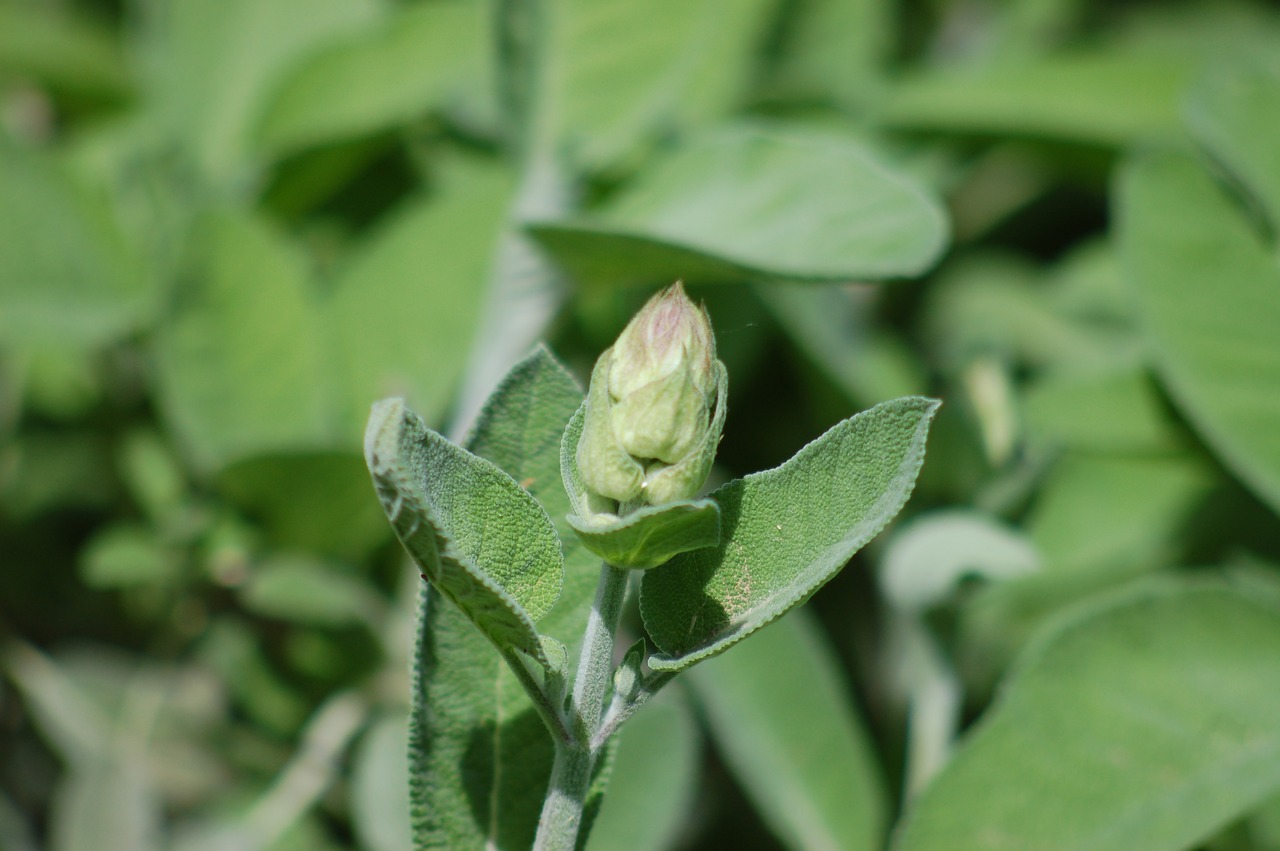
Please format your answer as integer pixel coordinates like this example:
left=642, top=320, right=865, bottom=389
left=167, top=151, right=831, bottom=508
left=2, top=0, right=1280, bottom=849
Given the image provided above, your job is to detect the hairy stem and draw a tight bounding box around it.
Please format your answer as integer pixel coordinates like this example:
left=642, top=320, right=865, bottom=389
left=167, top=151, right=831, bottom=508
left=532, top=562, right=629, bottom=850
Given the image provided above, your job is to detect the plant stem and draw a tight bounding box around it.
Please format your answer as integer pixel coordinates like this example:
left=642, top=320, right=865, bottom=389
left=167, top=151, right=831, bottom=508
left=532, top=562, right=629, bottom=850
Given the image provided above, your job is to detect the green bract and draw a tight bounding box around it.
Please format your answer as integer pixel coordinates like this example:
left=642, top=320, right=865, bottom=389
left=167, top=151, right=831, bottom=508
left=576, top=283, right=727, bottom=508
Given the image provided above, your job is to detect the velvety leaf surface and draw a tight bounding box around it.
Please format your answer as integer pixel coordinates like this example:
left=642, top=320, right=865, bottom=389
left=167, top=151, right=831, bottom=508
left=642, top=396, right=940, bottom=671
left=1118, top=151, right=1280, bottom=514
left=689, top=609, right=886, bottom=851
left=254, top=1, right=486, bottom=157
left=365, top=399, right=561, bottom=662
left=895, top=583, right=1280, bottom=851
left=529, top=128, right=947, bottom=283
left=1185, top=62, right=1280, bottom=229
left=567, top=500, right=721, bottom=569
left=408, top=349, right=599, bottom=850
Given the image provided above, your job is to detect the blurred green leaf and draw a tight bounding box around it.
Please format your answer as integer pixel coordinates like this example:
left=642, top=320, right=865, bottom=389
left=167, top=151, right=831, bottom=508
left=1029, top=453, right=1213, bottom=574
left=531, top=127, right=948, bottom=284
left=689, top=609, right=886, bottom=851
left=1023, top=365, right=1181, bottom=454
left=764, top=0, right=888, bottom=110
left=80, top=524, right=179, bottom=589
left=880, top=510, right=1040, bottom=612
left=240, top=557, right=379, bottom=627
left=49, top=758, right=162, bottom=851
left=585, top=693, right=701, bottom=851
left=884, top=51, right=1193, bottom=145
left=1185, top=62, right=1280, bottom=230
left=0, top=3, right=131, bottom=100
left=217, top=453, right=389, bottom=561
left=350, top=713, right=412, bottom=851
left=643, top=396, right=940, bottom=671
left=147, top=0, right=377, bottom=183
left=254, top=0, right=487, bottom=158
left=156, top=211, right=332, bottom=471
left=324, top=166, right=511, bottom=441
left=1118, top=151, right=1280, bottom=515
left=0, top=145, right=151, bottom=346
left=517, top=0, right=772, bottom=170
left=896, top=582, right=1280, bottom=851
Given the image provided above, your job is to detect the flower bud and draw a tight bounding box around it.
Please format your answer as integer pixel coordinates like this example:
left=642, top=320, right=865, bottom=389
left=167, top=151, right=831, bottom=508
left=577, top=283, right=726, bottom=507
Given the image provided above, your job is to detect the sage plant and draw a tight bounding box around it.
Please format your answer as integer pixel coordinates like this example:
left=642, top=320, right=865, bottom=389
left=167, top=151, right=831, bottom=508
left=364, top=284, right=938, bottom=849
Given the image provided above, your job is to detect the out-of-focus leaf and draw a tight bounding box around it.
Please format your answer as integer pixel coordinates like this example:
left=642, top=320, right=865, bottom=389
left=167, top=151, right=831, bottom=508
left=0, top=3, right=131, bottom=100
left=764, top=0, right=888, bottom=110
left=1118, top=151, right=1280, bottom=515
left=1185, top=62, right=1280, bottom=230
left=758, top=284, right=927, bottom=404
left=240, top=557, right=380, bottom=627
left=1023, top=366, right=1180, bottom=454
left=883, top=51, right=1192, bottom=145
left=0, top=789, right=37, bottom=851
left=895, top=582, right=1280, bottom=851
left=689, top=609, right=886, bottom=851
left=217, top=453, right=389, bottom=560
left=324, top=166, right=511, bottom=441
left=0, top=145, right=151, bottom=346
left=156, top=211, right=332, bottom=472
left=407, top=349, right=591, bottom=850
left=49, top=758, right=162, bottom=851
left=531, top=128, right=948, bottom=285
left=117, top=430, right=188, bottom=527
left=585, top=693, right=701, bottom=851
left=147, top=0, right=376, bottom=182
left=198, top=620, right=309, bottom=736
left=880, top=510, right=1040, bottom=612
left=1029, top=453, right=1213, bottom=574
left=518, top=0, right=772, bottom=170
left=365, top=398, right=562, bottom=663
left=80, top=525, right=179, bottom=589
left=350, top=713, right=412, bottom=851
left=643, top=397, right=940, bottom=671
left=254, top=1, right=486, bottom=157
left=1, top=433, right=119, bottom=518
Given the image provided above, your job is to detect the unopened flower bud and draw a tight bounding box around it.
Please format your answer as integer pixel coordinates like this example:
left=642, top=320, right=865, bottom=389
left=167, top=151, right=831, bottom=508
left=577, top=283, right=726, bottom=508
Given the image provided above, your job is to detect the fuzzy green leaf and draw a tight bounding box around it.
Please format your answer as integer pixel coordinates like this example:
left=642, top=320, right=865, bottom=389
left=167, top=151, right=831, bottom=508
left=1117, top=151, right=1280, bottom=515
left=408, top=348, right=601, bottom=850
left=528, top=127, right=948, bottom=284
left=642, top=396, right=939, bottom=671
left=895, top=583, right=1280, bottom=851
left=365, top=398, right=561, bottom=664
left=566, top=502, right=721, bottom=569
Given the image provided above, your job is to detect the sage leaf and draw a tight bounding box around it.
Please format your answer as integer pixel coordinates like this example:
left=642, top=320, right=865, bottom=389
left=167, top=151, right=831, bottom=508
left=365, top=398, right=561, bottom=664
left=1118, top=151, right=1280, bottom=515
left=529, top=127, right=948, bottom=284
left=642, top=396, right=939, bottom=671
left=895, top=582, right=1280, bottom=851
left=408, top=347, right=600, bottom=850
